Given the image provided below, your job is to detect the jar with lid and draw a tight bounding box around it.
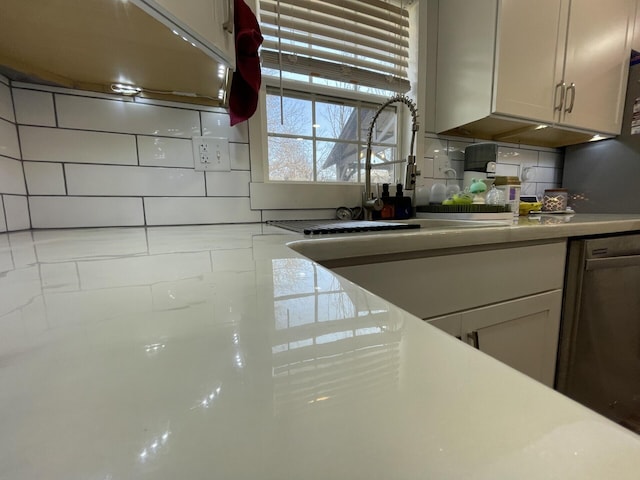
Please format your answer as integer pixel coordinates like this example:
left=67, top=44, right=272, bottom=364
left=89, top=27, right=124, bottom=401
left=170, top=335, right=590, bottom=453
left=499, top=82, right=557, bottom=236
left=493, top=176, right=521, bottom=217
left=542, top=188, right=568, bottom=212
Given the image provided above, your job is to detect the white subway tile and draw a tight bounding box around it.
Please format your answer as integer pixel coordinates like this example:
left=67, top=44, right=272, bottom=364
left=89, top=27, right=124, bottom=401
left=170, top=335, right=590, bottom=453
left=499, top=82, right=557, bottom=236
left=536, top=167, right=561, bottom=183
left=133, top=96, right=224, bottom=113
left=495, top=163, right=520, bottom=177
left=0, top=197, right=6, bottom=232
left=29, top=196, right=144, bottom=228
left=538, top=151, right=563, bottom=168
left=201, top=111, right=248, bottom=142
left=417, top=157, right=434, bottom=184
left=56, top=94, right=200, bottom=137
left=230, top=142, right=250, bottom=170
left=65, top=164, right=205, bottom=196
left=4, top=195, right=30, bottom=231
left=205, top=171, right=250, bottom=197
left=424, top=137, right=446, bottom=158
left=447, top=140, right=472, bottom=161
left=521, top=182, right=538, bottom=196
left=19, top=126, right=136, bottom=165
left=536, top=183, right=558, bottom=198
left=450, top=160, right=464, bottom=179
left=0, top=74, right=8, bottom=86
left=144, top=197, right=261, bottom=225
left=0, top=83, right=14, bottom=123
left=23, top=161, right=66, bottom=195
left=0, top=118, right=20, bottom=159
left=12, top=81, right=136, bottom=102
left=261, top=209, right=336, bottom=222
left=0, top=156, right=26, bottom=194
left=497, top=146, right=521, bottom=164
left=13, top=89, right=56, bottom=126
left=138, top=136, right=193, bottom=168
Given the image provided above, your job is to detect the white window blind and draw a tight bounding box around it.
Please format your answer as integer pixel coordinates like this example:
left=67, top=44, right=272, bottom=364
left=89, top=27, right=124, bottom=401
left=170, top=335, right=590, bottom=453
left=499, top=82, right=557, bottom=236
left=259, top=0, right=411, bottom=93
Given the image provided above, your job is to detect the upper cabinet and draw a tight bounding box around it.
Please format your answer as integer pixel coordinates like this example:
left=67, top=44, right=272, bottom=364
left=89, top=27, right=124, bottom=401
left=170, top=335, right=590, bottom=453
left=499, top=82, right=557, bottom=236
left=0, top=0, right=235, bottom=107
left=132, top=0, right=236, bottom=70
left=435, top=0, right=636, bottom=147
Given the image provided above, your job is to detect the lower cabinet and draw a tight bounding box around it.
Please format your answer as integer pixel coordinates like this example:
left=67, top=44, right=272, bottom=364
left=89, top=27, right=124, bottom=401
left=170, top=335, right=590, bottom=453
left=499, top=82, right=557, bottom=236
left=427, top=290, right=563, bottom=387
left=332, top=240, right=567, bottom=387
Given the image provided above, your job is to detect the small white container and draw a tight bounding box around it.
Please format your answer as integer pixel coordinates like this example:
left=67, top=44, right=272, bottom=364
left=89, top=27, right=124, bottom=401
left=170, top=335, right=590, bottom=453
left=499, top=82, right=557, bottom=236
left=494, top=176, right=521, bottom=217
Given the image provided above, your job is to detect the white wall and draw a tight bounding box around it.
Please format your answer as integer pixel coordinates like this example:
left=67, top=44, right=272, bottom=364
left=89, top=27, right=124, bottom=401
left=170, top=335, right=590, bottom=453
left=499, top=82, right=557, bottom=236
left=0, top=74, right=30, bottom=232
left=1, top=79, right=563, bottom=230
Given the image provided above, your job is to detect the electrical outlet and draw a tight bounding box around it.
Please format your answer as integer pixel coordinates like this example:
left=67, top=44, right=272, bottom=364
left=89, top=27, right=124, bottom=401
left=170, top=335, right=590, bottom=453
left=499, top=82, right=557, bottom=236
left=192, top=136, right=230, bottom=171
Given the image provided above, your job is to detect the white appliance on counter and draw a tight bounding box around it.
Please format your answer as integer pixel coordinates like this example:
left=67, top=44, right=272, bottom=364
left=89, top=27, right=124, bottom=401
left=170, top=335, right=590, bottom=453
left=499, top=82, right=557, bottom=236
left=463, top=142, right=497, bottom=190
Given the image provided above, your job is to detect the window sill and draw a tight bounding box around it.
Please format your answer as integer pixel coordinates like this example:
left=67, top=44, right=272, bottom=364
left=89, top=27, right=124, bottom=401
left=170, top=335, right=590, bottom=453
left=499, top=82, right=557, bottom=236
left=249, top=182, right=362, bottom=210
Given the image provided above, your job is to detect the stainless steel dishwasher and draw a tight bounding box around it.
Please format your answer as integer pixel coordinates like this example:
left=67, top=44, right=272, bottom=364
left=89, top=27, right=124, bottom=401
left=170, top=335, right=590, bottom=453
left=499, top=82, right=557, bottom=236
left=556, top=233, right=640, bottom=434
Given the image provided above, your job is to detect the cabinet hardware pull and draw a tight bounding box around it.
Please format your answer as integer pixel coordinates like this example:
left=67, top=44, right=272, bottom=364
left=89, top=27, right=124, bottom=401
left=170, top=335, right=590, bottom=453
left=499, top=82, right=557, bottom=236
left=554, top=82, right=566, bottom=112
left=565, top=83, right=576, bottom=113
left=467, top=331, right=479, bottom=349
left=223, top=0, right=234, bottom=34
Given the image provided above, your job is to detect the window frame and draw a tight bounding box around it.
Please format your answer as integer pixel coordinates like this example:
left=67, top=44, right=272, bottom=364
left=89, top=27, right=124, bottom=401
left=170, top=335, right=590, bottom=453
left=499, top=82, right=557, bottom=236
left=264, top=86, right=400, bottom=184
left=247, top=0, right=427, bottom=212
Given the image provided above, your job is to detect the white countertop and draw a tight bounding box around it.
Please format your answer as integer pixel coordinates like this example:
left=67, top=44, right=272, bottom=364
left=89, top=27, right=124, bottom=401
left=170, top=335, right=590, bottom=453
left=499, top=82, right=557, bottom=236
left=1, top=216, right=640, bottom=479
left=289, top=213, right=640, bottom=263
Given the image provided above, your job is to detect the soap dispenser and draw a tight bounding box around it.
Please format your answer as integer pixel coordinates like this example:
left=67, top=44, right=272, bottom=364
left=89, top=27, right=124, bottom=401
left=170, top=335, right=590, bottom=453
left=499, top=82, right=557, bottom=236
left=380, top=183, right=395, bottom=219
left=394, top=183, right=412, bottom=219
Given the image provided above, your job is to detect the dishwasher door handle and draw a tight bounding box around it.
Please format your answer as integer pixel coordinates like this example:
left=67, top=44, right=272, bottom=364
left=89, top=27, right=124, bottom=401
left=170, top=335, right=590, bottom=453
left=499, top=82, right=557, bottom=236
left=586, top=254, right=640, bottom=271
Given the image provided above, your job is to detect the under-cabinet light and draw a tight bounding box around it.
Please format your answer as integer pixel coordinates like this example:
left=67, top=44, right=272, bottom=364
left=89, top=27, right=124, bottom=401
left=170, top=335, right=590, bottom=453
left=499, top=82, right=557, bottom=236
left=111, top=83, right=142, bottom=95
left=589, top=134, right=607, bottom=142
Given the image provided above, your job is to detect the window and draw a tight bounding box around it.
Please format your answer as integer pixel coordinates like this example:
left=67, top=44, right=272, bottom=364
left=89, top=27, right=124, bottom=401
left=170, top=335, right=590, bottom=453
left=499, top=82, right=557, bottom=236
left=257, top=0, right=412, bottom=185
left=266, top=89, right=398, bottom=183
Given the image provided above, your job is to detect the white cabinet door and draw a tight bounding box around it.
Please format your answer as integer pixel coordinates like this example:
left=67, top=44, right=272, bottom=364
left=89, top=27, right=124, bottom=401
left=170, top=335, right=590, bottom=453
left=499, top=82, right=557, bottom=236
left=426, top=312, right=462, bottom=339
left=460, top=290, right=563, bottom=387
left=493, top=0, right=567, bottom=123
left=559, top=0, right=635, bottom=134
left=132, top=0, right=236, bottom=68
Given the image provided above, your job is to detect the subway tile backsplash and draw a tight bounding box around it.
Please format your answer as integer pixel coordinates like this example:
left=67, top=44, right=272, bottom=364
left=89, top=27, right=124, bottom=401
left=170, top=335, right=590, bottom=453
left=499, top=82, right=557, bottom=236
left=419, top=133, right=563, bottom=199
left=0, top=118, right=20, bottom=160
left=4, top=195, right=31, bottom=231
left=0, top=156, right=26, bottom=195
left=0, top=79, right=565, bottom=230
left=29, top=197, right=145, bottom=228
left=12, top=88, right=56, bottom=126
left=137, top=136, right=194, bottom=168
left=65, top=164, right=206, bottom=197
left=56, top=94, right=201, bottom=137
left=20, top=126, right=138, bottom=165
left=23, top=161, right=66, bottom=195
left=0, top=83, right=15, bottom=123
left=144, top=197, right=260, bottom=225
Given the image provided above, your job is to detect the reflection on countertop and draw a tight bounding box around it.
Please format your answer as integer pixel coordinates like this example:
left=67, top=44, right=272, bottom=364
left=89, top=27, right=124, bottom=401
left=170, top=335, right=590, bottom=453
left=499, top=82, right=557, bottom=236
left=1, top=223, right=640, bottom=479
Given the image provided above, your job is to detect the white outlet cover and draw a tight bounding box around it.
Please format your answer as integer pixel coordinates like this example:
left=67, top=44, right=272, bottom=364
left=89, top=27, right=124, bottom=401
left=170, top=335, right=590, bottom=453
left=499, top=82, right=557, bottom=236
left=192, top=136, right=231, bottom=171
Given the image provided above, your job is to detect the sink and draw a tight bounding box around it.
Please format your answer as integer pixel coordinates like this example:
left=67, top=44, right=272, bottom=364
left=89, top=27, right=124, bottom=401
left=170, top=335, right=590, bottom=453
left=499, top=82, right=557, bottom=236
left=268, top=218, right=508, bottom=235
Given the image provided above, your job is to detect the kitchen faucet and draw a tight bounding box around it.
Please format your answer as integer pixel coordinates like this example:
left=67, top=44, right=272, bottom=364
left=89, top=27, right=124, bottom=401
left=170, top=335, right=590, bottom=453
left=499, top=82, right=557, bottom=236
left=363, top=94, right=419, bottom=220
